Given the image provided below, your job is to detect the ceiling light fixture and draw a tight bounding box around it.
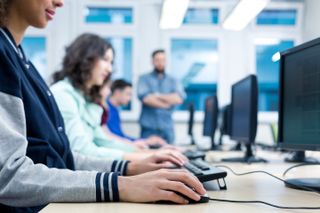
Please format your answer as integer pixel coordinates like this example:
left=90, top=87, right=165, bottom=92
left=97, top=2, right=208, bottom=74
left=160, top=0, right=190, bottom=29
left=223, top=0, right=270, bottom=31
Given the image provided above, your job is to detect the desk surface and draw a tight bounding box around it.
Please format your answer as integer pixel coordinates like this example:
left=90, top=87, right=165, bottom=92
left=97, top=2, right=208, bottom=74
left=41, top=150, right=320, bottom=213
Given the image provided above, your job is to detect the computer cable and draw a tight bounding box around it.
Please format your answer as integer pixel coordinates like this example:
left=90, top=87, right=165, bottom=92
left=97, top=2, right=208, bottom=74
left=208, top=197, right=320, bottom=210
left=215, top=164, right=320, bottom=195
left=204, top=165, right=320, bottom=210
left=283, top=162, right=320, bottom=177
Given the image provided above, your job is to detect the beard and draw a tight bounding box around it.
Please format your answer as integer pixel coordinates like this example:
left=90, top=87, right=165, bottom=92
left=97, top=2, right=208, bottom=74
left=155, top=68, right=165, bottom=73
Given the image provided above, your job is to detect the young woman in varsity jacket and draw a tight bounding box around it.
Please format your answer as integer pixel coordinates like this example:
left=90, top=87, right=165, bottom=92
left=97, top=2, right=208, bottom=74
left=0, top=0, right=206, bottom=212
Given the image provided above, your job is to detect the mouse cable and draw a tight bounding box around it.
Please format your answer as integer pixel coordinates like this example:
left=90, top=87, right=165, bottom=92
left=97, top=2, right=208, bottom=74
left=206, top=165, right=320, bottom=210
left=208, top=197, right=320, bottom=210
left=215, top=164, right=320, bottom=195
left=283, top=162, right=320, bottom=177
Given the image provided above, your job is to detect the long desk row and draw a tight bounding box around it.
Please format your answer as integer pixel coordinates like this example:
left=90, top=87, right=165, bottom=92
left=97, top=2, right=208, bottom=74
left=41, top=150, right=320, bottom=213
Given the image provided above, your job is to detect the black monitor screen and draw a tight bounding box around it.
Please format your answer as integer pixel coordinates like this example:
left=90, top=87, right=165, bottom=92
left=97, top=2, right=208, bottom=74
left=279, top=38, right=320, bottom=151
left=230, top=75, right=258, bottom=144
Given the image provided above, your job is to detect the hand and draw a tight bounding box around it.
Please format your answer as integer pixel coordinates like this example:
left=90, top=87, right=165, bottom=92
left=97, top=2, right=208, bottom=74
left=160, top=144, right=186, bottom=152
left=155, top=149, right=188, bottom=163
left=126, top=152, right=187, bottom=175
left=118, top=169, right=206, bottom=204
left=145, top=136, right=167, bottom=145
left=133, top=140, right=149, bottom=150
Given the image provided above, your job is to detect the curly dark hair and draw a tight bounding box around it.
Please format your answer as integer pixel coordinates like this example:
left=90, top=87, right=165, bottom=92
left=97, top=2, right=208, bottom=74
left=0, top=0, right=10, bottom=27
left=53, top=33, right=114, bottom=103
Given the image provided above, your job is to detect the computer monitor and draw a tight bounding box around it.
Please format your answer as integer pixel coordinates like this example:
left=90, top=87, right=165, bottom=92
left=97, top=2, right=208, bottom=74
left=218, top=104, right=231, bottom=146
left=278, top=37, right=320, bottom=191
left=222, top=74, right=267, bottom=163
left=187, top=103, right=195, bottom=145
left=220, top=105, right=231, bottom=135
left=218, top=104, right=242, bottom=151
left=203, top=95, right=220, bottom=150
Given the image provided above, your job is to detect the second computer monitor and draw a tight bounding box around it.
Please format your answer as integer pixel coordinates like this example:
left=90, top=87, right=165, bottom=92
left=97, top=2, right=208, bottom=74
left=230, top=74, right=258, bottom=144
left=222, top=74, right=267, bottom=163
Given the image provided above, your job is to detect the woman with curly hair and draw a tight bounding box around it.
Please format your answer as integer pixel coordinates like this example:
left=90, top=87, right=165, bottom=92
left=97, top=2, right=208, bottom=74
left=51, top=33, right=168, bottom=159
left=0, top=0, right=205, bottom=212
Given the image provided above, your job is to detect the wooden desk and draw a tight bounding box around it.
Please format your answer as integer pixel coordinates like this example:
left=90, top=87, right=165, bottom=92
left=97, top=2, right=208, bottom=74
left=41, top=150, right=320, bottom=213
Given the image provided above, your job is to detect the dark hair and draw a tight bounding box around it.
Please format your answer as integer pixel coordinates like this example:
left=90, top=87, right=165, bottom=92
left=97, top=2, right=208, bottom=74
left=0, top=0, right=10, bottom=27
left=52, top=33, right=114, bottom=103
left=152, top=49, right=165, bottom=59
left=111, top=79, right=132, bottom=94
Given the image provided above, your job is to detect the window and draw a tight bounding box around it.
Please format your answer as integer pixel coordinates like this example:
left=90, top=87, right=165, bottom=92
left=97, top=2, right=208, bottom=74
left=21, top=37, right=47, bottom=78
left=256, top=9, right=297, bottom=26
left=170, top=39, right=219, bottom=111
left=107, top=37, right=133, bottom=110
left=255, top=39, right=294, bottom=111
left=107, top=37, right=133, bottom=82
left=81, top=4, right=136, bottom=112
left=85, top=7, right=133, bottom=24
left=183, top=8, right=219, bottom=25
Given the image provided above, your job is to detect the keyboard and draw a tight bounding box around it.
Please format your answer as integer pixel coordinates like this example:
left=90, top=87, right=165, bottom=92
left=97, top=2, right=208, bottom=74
left=183, top=159, right=227, bottom=183
left=183, top=150, right=206, bottom=160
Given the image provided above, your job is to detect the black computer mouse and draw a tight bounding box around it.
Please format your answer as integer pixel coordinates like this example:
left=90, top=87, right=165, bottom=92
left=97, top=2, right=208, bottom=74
left=157, top=193, right=210, bottom=204
left=188, top=194, right=210, bottom=204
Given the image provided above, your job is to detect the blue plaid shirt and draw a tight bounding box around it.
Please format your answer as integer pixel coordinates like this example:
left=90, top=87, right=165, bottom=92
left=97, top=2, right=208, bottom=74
left=137, top=71, right=185, bottom=130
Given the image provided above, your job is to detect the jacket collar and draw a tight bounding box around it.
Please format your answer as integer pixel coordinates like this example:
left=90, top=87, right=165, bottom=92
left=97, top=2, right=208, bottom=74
left=0, top=27, right=29, bottom=64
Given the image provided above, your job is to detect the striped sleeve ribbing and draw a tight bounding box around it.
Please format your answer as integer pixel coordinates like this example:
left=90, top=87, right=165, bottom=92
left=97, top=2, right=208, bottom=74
left=95, top=172, right=119, bottom=202
left=111, top=160, right=129, bottom=176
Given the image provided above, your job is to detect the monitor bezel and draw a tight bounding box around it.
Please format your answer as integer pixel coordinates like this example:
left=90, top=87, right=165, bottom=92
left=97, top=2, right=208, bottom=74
left=278, top=37, right=320, bottom=151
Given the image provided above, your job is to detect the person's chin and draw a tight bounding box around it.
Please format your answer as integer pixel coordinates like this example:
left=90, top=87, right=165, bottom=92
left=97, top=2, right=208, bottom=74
left=96, top=81, right=104, bottom=86
left=33, top=21, right=48, bottom=29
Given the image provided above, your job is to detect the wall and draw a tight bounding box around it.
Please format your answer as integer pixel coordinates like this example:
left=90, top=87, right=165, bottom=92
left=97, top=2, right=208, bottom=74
left=120, top=0, right=303, bottom=144
left=24, top=0, right=304, bottom=145
left=302, top=0, right=320, bottom=42
left=122, top=118, right=275, bottom=146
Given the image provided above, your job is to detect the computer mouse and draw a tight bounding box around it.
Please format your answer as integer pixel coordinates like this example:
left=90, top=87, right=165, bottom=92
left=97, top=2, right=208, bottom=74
left=188, top=194, right=210, bottom=204
left=157, top=193, right=210, bottom=204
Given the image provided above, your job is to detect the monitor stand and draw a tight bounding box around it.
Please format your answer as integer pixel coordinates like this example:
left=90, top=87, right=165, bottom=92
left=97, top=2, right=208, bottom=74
left=285, top=178, right=320, bottom=192
left=190, top=135, right=196, bottom=145
left=285, top=151, right=318, bottom=163
left=229, top=142, right=242, bottom=151
left=218, top=134, right=223, bottom=146
left=210, top=136, right=222, bottom=151
left=222, top=143, right=268, bottom=164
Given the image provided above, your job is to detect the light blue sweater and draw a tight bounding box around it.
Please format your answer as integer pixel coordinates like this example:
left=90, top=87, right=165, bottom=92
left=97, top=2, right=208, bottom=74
left=51, top=79, right=136, bottom=160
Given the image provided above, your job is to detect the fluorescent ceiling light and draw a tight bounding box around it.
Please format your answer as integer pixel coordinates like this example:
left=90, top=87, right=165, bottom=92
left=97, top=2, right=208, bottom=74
left=272, top=52, right=281, bottom=62
left=160, top=0, right=190, bottom=29
left=254, top=38, right=280, bottom=46
left=223, top=0, right=270, bottom=31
